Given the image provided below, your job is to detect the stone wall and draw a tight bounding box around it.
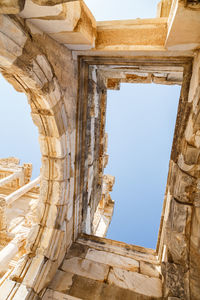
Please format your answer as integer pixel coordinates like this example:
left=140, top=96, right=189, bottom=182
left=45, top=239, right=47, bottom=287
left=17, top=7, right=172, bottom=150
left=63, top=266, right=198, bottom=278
left=159, top=50, right=200, bottom=300
left=0, top=13, right=78, bottom=297
left=43, top=234, right=162, bottom=300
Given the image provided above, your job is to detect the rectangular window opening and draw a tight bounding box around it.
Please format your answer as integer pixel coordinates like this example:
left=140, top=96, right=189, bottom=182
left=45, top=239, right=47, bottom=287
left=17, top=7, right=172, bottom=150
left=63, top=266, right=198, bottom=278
left=93, top=82, right=181, bottom=250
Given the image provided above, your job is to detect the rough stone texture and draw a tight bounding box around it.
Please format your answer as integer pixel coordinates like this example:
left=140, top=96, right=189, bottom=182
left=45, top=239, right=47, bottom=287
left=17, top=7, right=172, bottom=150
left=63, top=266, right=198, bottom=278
left=19, top=0, right=96, bottom=50
left=32, top=0, right=78, bottom=5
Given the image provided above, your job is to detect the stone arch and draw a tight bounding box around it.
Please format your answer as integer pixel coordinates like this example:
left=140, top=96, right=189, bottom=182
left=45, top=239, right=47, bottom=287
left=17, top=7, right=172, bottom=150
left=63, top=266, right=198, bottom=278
left=0, top=14, right=77, bottom=296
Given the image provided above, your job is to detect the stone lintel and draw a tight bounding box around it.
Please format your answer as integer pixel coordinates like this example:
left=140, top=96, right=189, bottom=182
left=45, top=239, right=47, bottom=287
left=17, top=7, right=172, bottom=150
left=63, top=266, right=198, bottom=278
left=96, top=18, right=168, bottom=50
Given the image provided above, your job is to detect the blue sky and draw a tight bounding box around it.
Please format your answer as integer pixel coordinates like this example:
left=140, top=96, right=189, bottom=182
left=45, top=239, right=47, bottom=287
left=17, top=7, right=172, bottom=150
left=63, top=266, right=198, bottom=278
left=105, top=83, right=180, bottom=249
left=0, top=0, right=180, bottom=249
left=0, top=74, right=41, bottom=179
left=84, top=0, right=160, bottom=20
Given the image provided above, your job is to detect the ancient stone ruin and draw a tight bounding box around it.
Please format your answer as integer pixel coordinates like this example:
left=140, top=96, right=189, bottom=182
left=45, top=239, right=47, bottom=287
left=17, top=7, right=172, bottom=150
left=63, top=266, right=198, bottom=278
left=0, top=0, right=200, bottom=299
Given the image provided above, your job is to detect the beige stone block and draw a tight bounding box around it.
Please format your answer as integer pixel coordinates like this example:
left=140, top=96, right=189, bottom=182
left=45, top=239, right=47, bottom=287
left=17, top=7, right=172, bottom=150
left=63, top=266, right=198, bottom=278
left=166, top=2, right=200, bottom=51
left=40, top=203, right=67, bottom=228
left=36, top=55, right=53, bottom=82
left=26, top=2, right=81, bottom=34
left=31, top=113, right=65, bottom=138
left=0, top=0, right=25, bottom=14
left=65, top=217, right=73, bottom=250
left=43, top=289, right=82, bottom=300
left=47, top=78, right=62, bottom=108
left=23, top=255, right=46, bottom=288
left=185, top=115, right=194, bottom=143
left=0, top=15, right=27, bottom=67
left=49, top=270, right=73, bottom=293
left=41, top=157, right=68, bottom=181
left=33, top=258, right=53, bottom=293
left=0, top=279, right=16, bottom=299
left=39, top=134, right=67, bottom=158
left=26, top=224, right=40, bottom=252
left=108, top=268, right=162, bottom=298
left=32, top=0, right=79, bottom=7
left=191, top=207, right=200, bottom=248
left=36, top=227, right=65, bottom=260
left=140, top=261, right=161, bottom=278
left=96, top=18, right=167, bottom=50
left=67, top=198, right=73, bottom=221
left=12, top=284, right=33, bottom=299
left=31, top=59, right=48, bottom=88
left=26, top=1, right=96, bottom=50
left=86, top=248, right=139, bottom=272
left=20, top=0, right=63, bottom=18
left=184, top=144, right=200, bottom=165
left=39, top=179, right=68, bottom=205
left=61, top=257, right=109, bottom=282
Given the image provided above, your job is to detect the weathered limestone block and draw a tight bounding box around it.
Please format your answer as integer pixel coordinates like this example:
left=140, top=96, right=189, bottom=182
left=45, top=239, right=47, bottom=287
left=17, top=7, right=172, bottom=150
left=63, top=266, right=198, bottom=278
left=188, top=51, right=200, bottom=104
left=65, top=242, right=89, bottom=259
left=41, top=157, right=68, bottom=181
left=140, top=261, right=161, bottom=278
left=108, top=267, right=162, bottom=298
left=165, top=198, right=192, bottom=263
left=11, top=284, right=36, bottom=300
left=32, top=0, right=79, bottom=5
left=36, top=227, right=66, bottom=260
left=157, top=0, right=173, bottom=18
left=0, top=0, right=25, bottom=14
left=183, top=144, right=200, bottom=165
left=85, top=248, right=139, bottom=272
left=107, top=78, right=121, bottom=90
left=61, top=257, right=109, bottom=282
left=40, top=179, right=68, bottom=205
left=162, top=262, right=188, bottom=299
left=39, top=134, right=67, bottom=159
left=169, top=162, right=195, bottom=203
left=48, top=270, right=73, bottom=294
left=43, top=290, right=82, bottom=300
left=0, top=279, right=17, bottom=299
left=189, top=207, right=200, bottom=299
left=165, top=1, right=200, bottom=51
left=0, top=15, right=27, bottom=68
left=96, top=18, right=167, bottom=50
left=20, top=1, right=96, bottom=50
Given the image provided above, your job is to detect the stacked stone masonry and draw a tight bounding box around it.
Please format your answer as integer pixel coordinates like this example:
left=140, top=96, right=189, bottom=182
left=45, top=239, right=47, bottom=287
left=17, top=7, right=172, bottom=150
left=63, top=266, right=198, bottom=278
left=0, top=0, right=200, bottom=299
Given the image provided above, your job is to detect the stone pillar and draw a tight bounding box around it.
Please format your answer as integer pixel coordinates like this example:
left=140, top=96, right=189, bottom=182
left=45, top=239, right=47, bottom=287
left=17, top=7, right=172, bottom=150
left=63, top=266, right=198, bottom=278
left=0, top=171, right=23, bottom=188
left=5, top=176, right=40, bottom=206
left=0, top=234, right=25, bottom=273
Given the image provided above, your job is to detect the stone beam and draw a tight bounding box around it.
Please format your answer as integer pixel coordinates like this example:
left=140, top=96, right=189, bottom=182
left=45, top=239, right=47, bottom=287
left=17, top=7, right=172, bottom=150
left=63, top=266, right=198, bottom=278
left=19, top=0, right=96, bottom=50
left=0, top=0, right=79, bottom=14
left=165, top=0, right=200, bottom=51
left=0, top=171, right=23, bottom=188
left=5, top=176, right=40, bottom=205
left=95, top=18, right=168, bottom=51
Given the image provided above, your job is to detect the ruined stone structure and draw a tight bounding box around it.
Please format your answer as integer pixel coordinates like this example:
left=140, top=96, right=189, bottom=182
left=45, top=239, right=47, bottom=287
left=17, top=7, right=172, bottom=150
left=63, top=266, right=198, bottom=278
left=0, top=0, right=200, bottom=299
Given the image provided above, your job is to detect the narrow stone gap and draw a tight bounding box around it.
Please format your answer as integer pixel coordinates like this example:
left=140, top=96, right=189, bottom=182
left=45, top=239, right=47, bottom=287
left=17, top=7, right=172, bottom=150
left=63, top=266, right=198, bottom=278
left=104, top=83, right=181, bottom=249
